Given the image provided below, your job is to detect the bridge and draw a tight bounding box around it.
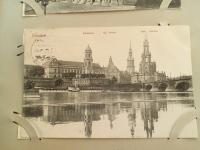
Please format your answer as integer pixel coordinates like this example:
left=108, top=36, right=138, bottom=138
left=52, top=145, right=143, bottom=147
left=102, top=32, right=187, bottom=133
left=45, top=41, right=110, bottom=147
left=141, top=76, right=193, bottom=92
left=24, top=76, right=193, bottom=92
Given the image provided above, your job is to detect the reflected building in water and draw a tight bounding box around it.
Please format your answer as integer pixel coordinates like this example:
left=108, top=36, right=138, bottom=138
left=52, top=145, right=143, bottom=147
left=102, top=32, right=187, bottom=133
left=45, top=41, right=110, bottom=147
left=140, top=101, right=167, bottom=138
left=127, top=102, right=137, bottom=137
left=83, top=107, right=93, bottom=137
left=105, top=103, right=121, bottom=129
left=42, top=104, right=105, bottom=125
left=23, top=100, right=168, bottom=138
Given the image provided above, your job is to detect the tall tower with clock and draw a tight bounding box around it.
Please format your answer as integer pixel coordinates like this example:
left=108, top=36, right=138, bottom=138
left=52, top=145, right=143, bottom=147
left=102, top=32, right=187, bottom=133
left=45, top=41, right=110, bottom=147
left=84, top=44, right=93, bottom=74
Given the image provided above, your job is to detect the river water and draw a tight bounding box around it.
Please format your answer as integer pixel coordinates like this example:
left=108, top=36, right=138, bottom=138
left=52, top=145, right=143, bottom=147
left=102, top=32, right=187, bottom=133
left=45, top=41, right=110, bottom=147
left=21, top=92, right=197, bottom=138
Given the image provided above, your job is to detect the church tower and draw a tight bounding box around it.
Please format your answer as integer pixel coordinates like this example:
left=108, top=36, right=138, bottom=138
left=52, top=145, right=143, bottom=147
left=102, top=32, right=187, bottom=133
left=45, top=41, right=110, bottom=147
left=139, top=35, right=156, bottom=76
left=84, top=44, right=93, bottom=74
left=126, top=41, right=135, bottom=74
left=143, top=37, right=151, bottom=63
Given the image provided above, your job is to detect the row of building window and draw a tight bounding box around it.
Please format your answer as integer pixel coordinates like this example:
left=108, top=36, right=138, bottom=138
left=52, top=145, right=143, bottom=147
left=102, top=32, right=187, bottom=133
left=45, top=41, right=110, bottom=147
left=53, top=68, right=82, bottom=74
left=52, top=68, right=104, bottom=74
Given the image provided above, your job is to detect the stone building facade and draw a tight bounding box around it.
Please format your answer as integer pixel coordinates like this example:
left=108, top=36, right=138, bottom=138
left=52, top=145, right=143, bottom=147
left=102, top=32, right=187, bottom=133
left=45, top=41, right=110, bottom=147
left=43, top=45, right=105, bottom=79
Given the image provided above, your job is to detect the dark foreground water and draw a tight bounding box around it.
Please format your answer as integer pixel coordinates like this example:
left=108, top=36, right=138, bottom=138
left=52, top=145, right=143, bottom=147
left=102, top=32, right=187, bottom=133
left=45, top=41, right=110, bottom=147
left=21, top=92, right=197, bottom=138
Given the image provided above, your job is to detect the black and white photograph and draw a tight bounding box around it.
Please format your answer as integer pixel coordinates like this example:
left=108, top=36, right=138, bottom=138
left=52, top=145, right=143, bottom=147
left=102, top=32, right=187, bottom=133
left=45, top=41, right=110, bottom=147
left=20, top=26, right=197, bottom=138
left=23, top=0, right=181, bottom=16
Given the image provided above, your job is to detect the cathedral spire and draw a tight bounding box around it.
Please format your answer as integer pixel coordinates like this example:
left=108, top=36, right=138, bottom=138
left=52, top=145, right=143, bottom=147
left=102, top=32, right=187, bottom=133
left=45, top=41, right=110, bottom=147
left=129, top=41, right=132, bottom=57
left=143, top=32, right=149, bottom=55
left=108, top=56, right=114, bottom=66
left=126, top=41, right=135, bottom=74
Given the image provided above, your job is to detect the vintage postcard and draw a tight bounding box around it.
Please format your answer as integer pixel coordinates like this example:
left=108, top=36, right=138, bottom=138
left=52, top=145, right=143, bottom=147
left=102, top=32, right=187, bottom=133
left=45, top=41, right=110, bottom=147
left=23, top=0, right=181, bottom=16
left=20, top=26, right=197, bottom=138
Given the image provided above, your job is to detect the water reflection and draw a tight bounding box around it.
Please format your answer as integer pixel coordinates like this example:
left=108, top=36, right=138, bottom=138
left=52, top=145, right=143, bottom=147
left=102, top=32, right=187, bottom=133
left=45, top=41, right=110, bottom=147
left=128, top=102, right=136, bottom=137
left=22, top=92, right=194, bottom=138
left=141, top=102, right=156, bottom=138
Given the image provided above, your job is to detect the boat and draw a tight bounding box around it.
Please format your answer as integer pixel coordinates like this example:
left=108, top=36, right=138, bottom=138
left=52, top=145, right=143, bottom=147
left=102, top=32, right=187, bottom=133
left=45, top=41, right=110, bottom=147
left=68, top=86, right=80, bottom=92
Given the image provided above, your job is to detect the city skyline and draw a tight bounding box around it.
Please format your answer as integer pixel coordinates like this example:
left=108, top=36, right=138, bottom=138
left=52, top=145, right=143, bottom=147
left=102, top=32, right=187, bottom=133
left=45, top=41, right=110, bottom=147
left=24, top=26, right=192, bottom=77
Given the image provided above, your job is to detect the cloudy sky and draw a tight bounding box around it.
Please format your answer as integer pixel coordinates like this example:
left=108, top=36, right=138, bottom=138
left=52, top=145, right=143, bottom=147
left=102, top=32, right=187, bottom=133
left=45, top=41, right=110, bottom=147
left=24, top=26, right=192, bottom=77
